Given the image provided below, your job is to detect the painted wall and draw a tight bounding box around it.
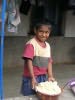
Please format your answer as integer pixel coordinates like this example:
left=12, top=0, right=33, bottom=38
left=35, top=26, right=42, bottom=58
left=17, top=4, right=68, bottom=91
left=4, top=36, right=75, bottom=68
left=3, top=10, right=75, bottom=68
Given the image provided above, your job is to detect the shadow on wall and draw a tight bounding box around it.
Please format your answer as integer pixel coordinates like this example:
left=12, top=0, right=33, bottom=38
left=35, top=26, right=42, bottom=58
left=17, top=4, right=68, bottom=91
left=68, top=46, right=75, bottom=63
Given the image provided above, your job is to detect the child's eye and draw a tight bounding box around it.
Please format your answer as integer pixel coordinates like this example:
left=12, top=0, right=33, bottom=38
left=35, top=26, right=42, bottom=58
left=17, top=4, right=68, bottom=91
left=45, top=31, right=49, bottom=34
left=39, top=30, right=48, bottom=33
left=38, top=30, right=50, bottom=34
left=39, top=30, right=43, bottom=33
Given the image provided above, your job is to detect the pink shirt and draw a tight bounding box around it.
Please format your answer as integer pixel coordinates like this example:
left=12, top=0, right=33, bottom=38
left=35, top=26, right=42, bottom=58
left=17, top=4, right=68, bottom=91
left=22, top=38, right=53, bottom=77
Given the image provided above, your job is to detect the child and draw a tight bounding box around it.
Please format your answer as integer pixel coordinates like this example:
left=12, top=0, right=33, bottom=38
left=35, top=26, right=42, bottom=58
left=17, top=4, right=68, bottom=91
left=21, top=20, right=56, bottom=99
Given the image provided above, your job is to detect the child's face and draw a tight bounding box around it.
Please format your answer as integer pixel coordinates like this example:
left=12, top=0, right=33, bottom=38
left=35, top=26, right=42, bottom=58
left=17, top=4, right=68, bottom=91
left=35, top=25, right=51, bottom=42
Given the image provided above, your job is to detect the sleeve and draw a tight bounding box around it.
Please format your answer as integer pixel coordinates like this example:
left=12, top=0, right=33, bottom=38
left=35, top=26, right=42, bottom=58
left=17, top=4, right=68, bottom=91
left=22, top=43, right=34, bottom=60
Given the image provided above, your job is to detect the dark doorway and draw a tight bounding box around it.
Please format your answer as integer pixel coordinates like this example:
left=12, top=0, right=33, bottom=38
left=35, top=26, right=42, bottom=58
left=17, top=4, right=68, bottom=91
left=29, top=0, right=68, bottom=36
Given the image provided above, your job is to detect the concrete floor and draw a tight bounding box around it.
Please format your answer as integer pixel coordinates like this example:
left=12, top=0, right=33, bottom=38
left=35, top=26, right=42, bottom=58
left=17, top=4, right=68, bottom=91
left=4, top=64, right=75, bottom=100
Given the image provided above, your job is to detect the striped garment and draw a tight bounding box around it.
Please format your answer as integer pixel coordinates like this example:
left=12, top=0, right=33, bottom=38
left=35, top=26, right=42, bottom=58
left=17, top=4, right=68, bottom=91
left=22, top=37, right=52, bottom=77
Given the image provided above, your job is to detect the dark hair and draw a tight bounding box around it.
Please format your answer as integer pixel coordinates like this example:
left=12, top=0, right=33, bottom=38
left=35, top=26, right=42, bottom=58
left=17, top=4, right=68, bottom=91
left=34, top=20, right=52, bottom=30
left=28, top=20, right=52, bottom=35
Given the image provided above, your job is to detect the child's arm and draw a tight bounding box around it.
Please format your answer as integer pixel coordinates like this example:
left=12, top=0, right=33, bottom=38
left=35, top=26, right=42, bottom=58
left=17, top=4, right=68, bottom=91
left=23, top=43, right=37, bottom=88
left=26, top=59, right=37, bottom=89
left=47, top=62, right=55, bottom=81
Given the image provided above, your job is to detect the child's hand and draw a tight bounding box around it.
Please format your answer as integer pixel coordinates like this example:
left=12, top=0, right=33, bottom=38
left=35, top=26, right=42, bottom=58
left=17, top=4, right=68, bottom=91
left=48, top=77, right=55, bottom=82
left=31, top=77, right=38, bottom=89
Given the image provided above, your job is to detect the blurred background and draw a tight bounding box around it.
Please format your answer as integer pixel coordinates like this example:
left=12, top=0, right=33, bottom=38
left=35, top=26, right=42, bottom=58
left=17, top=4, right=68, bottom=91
left=1, top=0, right=75, bottom=99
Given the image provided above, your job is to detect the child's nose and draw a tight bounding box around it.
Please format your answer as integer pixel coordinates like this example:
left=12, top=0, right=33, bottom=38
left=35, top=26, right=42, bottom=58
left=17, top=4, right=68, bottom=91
left=42, top=32, right=47, bottom=36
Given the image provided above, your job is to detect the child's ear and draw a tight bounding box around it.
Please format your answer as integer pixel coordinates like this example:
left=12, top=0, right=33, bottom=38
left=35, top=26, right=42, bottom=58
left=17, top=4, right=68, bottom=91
left=34, top=28, right=36, bottom=34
